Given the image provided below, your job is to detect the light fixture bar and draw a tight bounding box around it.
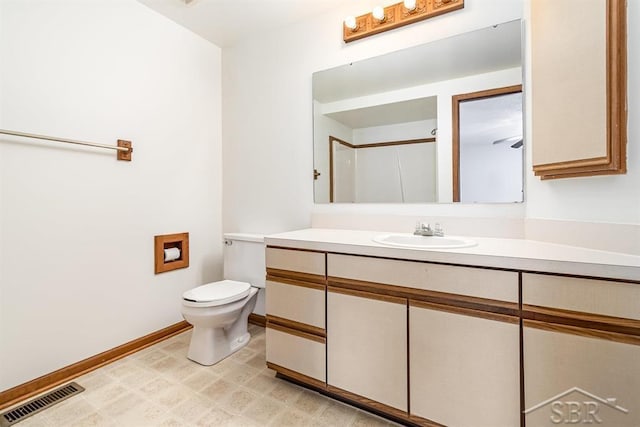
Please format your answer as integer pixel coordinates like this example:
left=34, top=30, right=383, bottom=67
left=343, top=0, right=464, bottom=43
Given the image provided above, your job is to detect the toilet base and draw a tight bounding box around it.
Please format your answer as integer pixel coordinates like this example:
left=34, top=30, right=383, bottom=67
left=187, top=329, right=251, bottom=366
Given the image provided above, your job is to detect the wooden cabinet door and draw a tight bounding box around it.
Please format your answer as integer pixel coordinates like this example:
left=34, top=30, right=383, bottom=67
left=524, top=323, right=640, bottom=426
left=327, top=287, right=408, bottom=413
left=409, top=301, right=520, bottom=427
left=531, top=0, right=626, bottom=179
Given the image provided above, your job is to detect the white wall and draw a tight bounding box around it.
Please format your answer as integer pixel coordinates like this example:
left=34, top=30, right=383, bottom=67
left=223, top=0, right=639, bottom=249
left=460, top=143, right=523, bottom=203
left=222, top=0, right=526, bottom=234
left=0, top=0, right=222, bottom=391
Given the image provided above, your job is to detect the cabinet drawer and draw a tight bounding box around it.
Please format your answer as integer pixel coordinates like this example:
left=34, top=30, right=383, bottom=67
left=266, top=247, right=325, bottom=277
left=523, top=273, right=640, bottom=320
left=328, top=253, right=518, bottom=303
left=266, top=326, right=326, bottom=383
left=266, top=279, right=325, bottom=329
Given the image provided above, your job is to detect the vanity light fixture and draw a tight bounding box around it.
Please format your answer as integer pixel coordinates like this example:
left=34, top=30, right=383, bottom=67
left=344, top=15, right=358, bottom=30
left=343, top=0, right=464, bottom=43
left=404, top=0, right=417, bottom=12
left=372, top=6, right=386, bottom=22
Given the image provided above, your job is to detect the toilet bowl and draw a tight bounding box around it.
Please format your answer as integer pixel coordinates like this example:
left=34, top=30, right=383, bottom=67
left=181, top=233, right=266, bottom=366
left=182, top=280, right=258, bottom=365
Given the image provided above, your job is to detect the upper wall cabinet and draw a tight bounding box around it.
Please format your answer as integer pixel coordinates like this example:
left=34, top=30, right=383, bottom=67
left=531, top=0, right=626, bottom=180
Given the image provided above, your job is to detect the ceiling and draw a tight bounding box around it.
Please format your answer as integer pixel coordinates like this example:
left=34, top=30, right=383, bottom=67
left=326, top=97, right=437, bottom=129
left=137, top=0, right=347, bottom=47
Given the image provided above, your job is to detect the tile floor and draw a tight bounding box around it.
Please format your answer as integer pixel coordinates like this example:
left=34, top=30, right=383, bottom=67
left=8, top=325, right=399, bottom=426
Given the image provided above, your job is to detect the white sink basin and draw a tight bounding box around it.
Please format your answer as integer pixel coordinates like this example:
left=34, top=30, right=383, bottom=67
left=373, top=233, right=477, bottom=249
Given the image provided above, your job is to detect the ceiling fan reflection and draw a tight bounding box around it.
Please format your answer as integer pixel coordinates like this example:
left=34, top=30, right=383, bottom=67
left=492, top=135, right=523, bottom=149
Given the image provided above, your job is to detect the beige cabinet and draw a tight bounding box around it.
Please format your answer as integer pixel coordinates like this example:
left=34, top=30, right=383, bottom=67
left=266, top=244, right=639, bottom=426
left=265, top=247, right=327, bottom=386
left=524, top=325, right=640, bottom=426
left=530, top=0, right=626, bottom=179
left=523, top=273, right=640, bottom=426
left=327, top=287, right=408, bottom=413
left=409, top=301, right=520, bottom=426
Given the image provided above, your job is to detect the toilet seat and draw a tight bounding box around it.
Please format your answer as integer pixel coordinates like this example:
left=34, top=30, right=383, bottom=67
left=182, top=280, right=251, bottom=308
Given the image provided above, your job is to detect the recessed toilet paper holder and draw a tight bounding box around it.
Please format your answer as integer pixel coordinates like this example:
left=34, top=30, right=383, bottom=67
left=154, top=232, right=189, bottom=274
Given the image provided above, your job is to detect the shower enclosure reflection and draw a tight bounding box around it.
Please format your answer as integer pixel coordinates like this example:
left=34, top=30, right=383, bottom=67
left=330, top=134, right=437, bottom=203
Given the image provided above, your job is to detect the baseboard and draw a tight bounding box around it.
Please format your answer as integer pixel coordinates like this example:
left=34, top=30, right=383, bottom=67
left=248, top=313, right=266, bottom=327
left=0, top=320, right=191, bottom=411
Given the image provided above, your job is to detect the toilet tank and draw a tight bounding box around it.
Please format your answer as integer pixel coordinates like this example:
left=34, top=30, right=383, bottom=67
left=223, top=233, right=265, bottom=289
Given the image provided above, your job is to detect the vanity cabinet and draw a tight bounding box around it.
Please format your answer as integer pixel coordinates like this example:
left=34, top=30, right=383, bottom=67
left=264, top=247, right=327, bottom=385
left=409, top=301, right=520, bottom=426
left=522, top=273, right=640, bottom=426
left=264, top=240, right=640, bottom=427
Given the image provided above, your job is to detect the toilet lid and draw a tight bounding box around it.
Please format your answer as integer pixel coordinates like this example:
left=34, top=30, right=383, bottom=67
left=183, top=280, right=251, bottom=307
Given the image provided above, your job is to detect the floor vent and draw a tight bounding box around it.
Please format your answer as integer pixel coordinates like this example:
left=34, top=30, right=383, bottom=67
left=0, top=382, right=85, bottom=427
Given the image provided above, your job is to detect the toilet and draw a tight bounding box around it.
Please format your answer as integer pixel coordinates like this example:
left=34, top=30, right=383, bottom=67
left=181, top=233, right=265, bottom=365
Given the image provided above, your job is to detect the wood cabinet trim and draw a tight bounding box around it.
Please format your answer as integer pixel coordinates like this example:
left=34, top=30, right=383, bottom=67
left=523, top=270, right=640, bottom=285
left=326, top=385, right=412, bottom=424
left=267, top=362, right=327, bottom=390
left=329, top=276, right=519, bottom=316
left=523, top=304, right=640, bottom=337
left=266, top=315, right=326, bottom=338
left=266, top=245, right=326, bottom=254
left=327, top=285, right=407, bottom=305
left=523, top=319, right=640, bottom=346
left=266, top=269, right=326, bottom=286
left=266, top=272, right=327, bottom=289
left=410, top=299, right=519, bottom=324
left=532, top=0, right=627, bottom=179
left=407, top=414, right=447, bottom=427
left=266, top=322, right=326, bottom=344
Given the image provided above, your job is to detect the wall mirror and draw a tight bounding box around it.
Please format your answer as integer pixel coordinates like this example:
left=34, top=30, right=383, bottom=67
left=313, top=19, right=524, bottom=204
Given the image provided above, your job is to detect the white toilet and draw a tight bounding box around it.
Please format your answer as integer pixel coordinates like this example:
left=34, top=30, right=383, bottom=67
left=181, top=233, right=265, bottom=365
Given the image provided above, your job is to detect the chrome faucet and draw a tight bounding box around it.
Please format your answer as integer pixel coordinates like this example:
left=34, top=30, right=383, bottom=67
left=414, top=221, right=444, bottom=237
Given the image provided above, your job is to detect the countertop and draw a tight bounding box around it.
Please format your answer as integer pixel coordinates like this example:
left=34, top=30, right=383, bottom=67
left=264, top=228, right=640, bottom=281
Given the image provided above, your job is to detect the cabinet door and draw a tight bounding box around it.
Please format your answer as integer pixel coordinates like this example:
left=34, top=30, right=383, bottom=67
left=524, top=324, right=640, bottom=426
left=327, top=287, right=407, bottom=412
left=410, top=301, right=520, bottom=427
left=531, top=0, right=626, bottom=179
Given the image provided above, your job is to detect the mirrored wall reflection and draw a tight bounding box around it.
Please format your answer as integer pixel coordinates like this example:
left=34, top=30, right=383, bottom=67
left=454, top=86, right=524, bottom=203
left=313, top=19, right=523, bottom=204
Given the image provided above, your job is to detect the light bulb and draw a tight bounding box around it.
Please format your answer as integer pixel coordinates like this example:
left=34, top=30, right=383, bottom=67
left=372, top=6, right=385, bottom=21
left=344, top=16, right=357, bottom=30
left=404, top=0, right=417, bottom=11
